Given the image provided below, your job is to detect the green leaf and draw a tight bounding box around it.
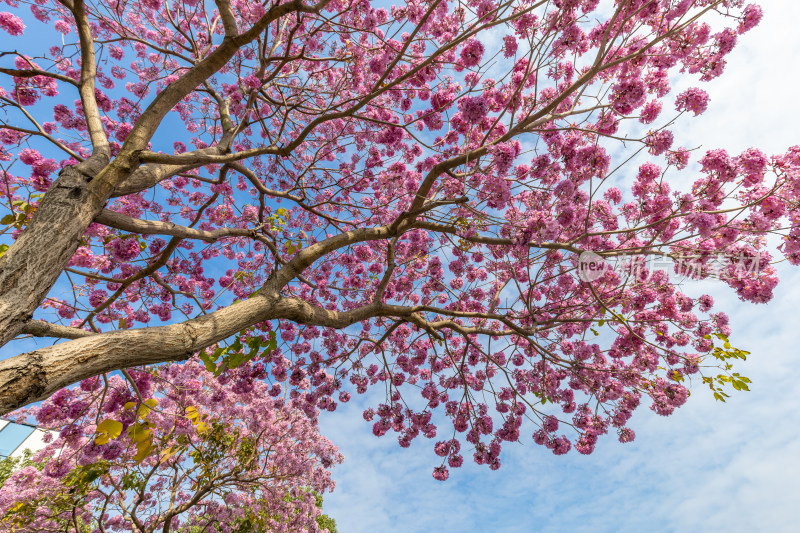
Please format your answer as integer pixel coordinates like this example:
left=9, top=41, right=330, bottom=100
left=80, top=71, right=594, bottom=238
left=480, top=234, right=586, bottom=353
left=1, top=214, right=15, bottom=225
left=732, top=379, right=750, bottom=392
left=199, top=352, right=217, bottom=372
left=84, top=469, right=103, bottom=484
left=227, top=350, right=248, bottom=368
left=262, top=330, right=277, bottom=348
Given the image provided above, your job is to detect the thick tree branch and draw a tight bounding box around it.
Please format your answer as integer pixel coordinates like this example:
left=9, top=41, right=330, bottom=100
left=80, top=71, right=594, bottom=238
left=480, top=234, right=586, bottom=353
left=0, top=67, right=79, bottom=86
left=0, top=289, right=384, bottom=414
left=412, top=220, right=583, bottom=253
left=73, top=0, right=110, bottom=156
left=95, top=209, right=256, bottom=242
left=20, top=320, right=95, bottom=339
left=0, top=216, right=394, bottom=413
left=214, top=0, right=240, bottom=36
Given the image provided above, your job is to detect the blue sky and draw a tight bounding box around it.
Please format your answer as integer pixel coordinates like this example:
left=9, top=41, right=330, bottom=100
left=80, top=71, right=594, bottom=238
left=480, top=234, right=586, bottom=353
left=318, top=1, right=800, bottom=531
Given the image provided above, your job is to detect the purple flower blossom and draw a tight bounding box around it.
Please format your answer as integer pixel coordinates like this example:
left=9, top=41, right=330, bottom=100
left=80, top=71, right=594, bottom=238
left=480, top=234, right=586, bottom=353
left=491, top=141, right=521, bottom=175
left=640, top=100, right=662, bottom=123
left=611, top=79, right=646, bottom=115
left=458, top=95, right=488, bottom=123
left=459, top=39, right=485, bottom=68
left=432, top=466, right=449, bottom=481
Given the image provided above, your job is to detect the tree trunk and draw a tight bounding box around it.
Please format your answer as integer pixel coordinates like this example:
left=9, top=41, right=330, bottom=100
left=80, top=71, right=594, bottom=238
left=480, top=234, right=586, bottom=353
left=0, top=158, right=108, bottom=348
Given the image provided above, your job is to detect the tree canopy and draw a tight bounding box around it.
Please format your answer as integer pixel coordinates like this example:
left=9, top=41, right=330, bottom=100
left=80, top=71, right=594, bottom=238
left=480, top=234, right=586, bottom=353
left=0, top=0, right=793, bottom=479
left=0, top=360, right=341, bottom=532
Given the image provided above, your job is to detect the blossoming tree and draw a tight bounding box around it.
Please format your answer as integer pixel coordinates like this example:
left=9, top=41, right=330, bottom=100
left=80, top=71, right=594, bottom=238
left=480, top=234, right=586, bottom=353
left=0, top=0, right=794, bottom=478
left=0, top=360, right=342, bottom=532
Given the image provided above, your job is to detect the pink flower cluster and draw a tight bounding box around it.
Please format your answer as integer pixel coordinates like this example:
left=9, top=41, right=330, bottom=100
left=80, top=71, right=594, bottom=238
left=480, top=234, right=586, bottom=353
left=1, top=360, right=342, bottom=532
left=0, top=11, right=24, bottom=35
left=458, top=95, right=489, bottom=123
left=459, top=38, right=485, bottom=68
left=11, top=56, right=59, bottom=106
left=675, top=87, right=710, bottom=116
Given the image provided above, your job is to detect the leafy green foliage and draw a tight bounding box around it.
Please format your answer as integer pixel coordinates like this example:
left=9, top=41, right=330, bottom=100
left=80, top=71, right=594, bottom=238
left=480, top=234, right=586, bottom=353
left=314, top=493, right=339, bottom=533
left=199, top=330, right=277, bottom=376
left=702, top=333, right=753, bottom=402
left=0, top=450, right=36, bottom=488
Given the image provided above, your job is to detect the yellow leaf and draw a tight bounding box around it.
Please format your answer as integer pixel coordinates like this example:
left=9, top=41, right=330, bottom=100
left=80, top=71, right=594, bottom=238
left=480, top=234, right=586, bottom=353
left=137, top=398, right=158, bottom=420
left=95, top=419, right=123, bottom=445
left=123, top=401, right=136, bottom=410
left=186, top=406, right=200, bottom=423
left=159, top=446, right=176, bottom=463
left=127, top=423, right=152, bottom=443
left=134, top=440, right=154, bottom=463
left=196, top=421, right=209, bottom=434
left=97, top=419, right=123, bottom=436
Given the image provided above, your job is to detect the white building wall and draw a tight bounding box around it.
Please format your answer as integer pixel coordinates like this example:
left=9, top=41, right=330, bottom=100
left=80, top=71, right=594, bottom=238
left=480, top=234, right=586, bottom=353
left=0, top=420, right=54, bottom=458
left=10, top=428, right=50, bottom=457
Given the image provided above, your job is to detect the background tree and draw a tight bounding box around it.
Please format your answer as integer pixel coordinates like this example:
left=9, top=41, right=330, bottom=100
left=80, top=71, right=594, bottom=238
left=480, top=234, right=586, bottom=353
left=0, top=0, right=793, bottom=478
left=0, top=359, right=342, bottom=532
left=0, top=449, right=38, bottom=488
